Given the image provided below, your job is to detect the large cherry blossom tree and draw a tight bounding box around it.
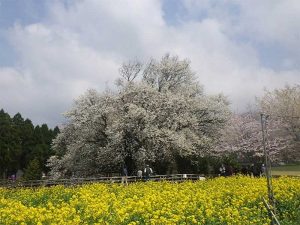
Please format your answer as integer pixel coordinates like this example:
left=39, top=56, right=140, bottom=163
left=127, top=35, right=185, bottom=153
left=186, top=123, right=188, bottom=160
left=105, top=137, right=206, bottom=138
left=48, top=55, right=230, bottom=178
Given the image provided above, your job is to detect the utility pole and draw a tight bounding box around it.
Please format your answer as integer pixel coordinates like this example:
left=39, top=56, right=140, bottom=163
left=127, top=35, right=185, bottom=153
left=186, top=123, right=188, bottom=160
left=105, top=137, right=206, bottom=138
left=260, top=113, right=276, bottom=225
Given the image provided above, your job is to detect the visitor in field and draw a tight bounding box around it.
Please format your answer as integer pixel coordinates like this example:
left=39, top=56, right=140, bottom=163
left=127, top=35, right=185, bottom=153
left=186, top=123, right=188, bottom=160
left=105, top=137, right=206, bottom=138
left=261, top=164, right=266, bottom=176
left=121, top=165, right=128, bottom=185
left=137, top=169, right=143, bottom=180
left=252, top=163, right=261, bottom=177
left=226, top=165, right=234, bottom=176
left=219, top=164, right=226, bottom=176
left=144, top=165, right=153, bottom=181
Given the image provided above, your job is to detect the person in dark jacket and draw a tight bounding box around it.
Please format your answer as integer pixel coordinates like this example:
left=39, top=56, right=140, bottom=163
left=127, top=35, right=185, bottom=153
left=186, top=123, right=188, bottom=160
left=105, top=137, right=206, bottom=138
left=252, top=163, right=261, bottom=177
left=144, top=165, right=153, bottom=181
left=121, top=165, right=128, bottom=185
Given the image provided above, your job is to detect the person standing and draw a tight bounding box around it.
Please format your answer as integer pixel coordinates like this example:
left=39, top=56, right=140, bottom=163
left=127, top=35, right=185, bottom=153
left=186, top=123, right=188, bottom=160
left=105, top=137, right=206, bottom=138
left=137, top=169, right=143, bottom=181
left=252, top=163, right=260, bottom=177
left=121, top=165, right=128, bottom=185
left=261, top=164, right=266, bottom=177
left=226, top=165, right=234, bottom=176
left=219, top=164, right=226, bottom=176
left=144, top=165, right=153, bottom=181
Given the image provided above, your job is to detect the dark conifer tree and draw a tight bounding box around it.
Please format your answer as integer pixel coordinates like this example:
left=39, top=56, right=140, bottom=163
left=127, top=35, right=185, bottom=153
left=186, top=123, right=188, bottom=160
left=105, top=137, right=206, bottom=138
left=0, top=109, right=59, bottom=179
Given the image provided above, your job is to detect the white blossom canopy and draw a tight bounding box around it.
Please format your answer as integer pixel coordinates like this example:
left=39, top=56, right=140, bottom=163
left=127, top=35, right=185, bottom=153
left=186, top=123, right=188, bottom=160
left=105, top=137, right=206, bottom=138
left=48, top=55, right=230, bottom=178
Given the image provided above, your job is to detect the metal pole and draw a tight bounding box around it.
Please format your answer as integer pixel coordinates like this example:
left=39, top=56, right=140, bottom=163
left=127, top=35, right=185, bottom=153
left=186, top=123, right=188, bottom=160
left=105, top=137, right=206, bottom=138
left=260, top=114, right=276, bottom=225
left=262, top=197, right=281, bottom=225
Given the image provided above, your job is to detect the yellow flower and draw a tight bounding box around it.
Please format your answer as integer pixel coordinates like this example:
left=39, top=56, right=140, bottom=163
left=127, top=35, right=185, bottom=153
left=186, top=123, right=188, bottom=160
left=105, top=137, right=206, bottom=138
left=0, top=176, right=299, bottom=224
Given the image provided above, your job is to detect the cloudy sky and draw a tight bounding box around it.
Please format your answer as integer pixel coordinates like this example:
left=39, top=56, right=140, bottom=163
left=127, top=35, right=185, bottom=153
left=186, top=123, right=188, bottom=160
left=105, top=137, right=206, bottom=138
left=0, top=0, right=299, bottom=127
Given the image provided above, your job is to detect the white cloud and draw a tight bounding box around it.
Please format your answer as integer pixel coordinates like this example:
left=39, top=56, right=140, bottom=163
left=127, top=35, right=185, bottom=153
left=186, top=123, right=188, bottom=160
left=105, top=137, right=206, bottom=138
left=0, top=0, right=299, bottom=126
left=182, top=0, right=300, bottom=63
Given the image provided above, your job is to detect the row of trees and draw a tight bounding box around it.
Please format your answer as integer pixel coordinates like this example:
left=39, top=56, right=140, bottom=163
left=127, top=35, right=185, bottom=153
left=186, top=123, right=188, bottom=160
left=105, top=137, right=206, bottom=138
left=2, top=55, right=298, bottom=179
left=48, top=54, right=300, bottom=178
left=0, top=109, right=59, bottom=180
left=215, top=85, right=300, bottom=163
left=215, top=113, right=298, bottom=163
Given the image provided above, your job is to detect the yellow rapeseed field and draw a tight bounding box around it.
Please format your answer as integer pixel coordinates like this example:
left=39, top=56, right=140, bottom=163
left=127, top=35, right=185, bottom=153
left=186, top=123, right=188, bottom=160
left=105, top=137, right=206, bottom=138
left=0, top=176, right=299, bottom=224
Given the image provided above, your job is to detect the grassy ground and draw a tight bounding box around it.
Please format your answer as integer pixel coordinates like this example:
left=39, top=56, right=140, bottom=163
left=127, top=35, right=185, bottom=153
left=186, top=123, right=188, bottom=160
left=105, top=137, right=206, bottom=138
left=271, top=164, right=300, bottom=176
